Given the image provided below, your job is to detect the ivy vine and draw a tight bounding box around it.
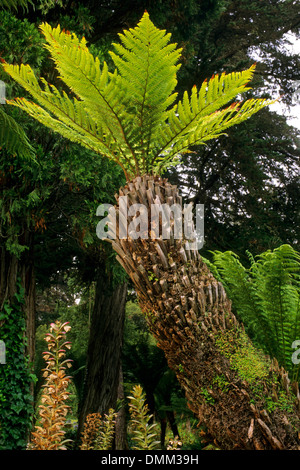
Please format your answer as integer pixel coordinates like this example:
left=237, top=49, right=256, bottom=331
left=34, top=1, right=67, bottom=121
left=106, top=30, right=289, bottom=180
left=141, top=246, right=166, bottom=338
left=0, top=279, right=36, bottom=450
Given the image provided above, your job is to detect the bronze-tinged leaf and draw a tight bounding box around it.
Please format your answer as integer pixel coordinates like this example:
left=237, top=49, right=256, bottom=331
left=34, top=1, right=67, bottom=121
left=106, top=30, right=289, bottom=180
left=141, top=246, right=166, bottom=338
left=63, top=323, right=71, bottom=332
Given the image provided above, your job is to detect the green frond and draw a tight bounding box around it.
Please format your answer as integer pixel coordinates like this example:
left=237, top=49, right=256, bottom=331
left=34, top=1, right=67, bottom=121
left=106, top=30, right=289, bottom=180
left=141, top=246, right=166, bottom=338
left=2, top=12, right=275, bottom=179
left=0, top=106, right=35, bottom=159
left=38, top=23, right=136, bottom=170
left=3, top=63, right=134, bottom=175
left=153, top=68, right=275, bottom=173
left=110, top=12, right=182, bottom=168
left=209, top=250, right=273, bottom=349
left=210, top=245, right=300, bottom=381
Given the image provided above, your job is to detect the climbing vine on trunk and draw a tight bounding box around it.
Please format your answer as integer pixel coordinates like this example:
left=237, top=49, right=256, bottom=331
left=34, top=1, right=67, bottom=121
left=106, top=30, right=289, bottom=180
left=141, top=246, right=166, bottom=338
left=0, top=279, right=35, bottom=450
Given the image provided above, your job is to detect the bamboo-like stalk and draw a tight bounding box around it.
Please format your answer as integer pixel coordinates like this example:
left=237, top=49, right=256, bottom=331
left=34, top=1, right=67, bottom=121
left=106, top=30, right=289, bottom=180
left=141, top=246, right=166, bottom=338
left=106, top=175, right=300, bottom=450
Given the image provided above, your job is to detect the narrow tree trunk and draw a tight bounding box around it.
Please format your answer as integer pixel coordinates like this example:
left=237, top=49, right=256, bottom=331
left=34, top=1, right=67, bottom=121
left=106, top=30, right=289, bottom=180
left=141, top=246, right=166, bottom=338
left=114, top=366, right=129, bottom=450
left=0, top=232, right=36, bottom=364
left=76, top=275, right=128, bottom=443
left=107, top=175, right=300, bottom=450
left=22, top=232, right=36, bottom=366
left=0, top=246, right=19, bottom=309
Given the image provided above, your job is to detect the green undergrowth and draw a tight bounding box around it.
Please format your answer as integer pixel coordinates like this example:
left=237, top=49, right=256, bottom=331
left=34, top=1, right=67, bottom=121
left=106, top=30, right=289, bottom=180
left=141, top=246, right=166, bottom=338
left=213, top=326, right=296, bottom=415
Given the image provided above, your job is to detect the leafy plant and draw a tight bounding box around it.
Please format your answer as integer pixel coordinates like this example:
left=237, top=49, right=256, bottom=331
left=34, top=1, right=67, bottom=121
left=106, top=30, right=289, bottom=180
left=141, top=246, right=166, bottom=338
left=80, top=409, right=116, bottom=450
left=0, top=106, right=34, bottom=159
left=5, top=11, right=298, bottom=450
left=2, top=12, right=274, bottom=182
left=28, top=321, right=73, bottom=450
left=93, top=408, right=116, bottom=450
left=0, top=279, right=35, bottom=450
left=204, top=244, right=300, bottom=380
left=80, top=413, right=102, bottom=450
left=128, top=384, right=160, bottom=450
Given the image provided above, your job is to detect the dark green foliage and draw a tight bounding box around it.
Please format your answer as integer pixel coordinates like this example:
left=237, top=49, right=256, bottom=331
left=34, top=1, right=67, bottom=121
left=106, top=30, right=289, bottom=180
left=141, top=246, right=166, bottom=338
left=0, top=8, right=45, bottom=160
left=204, top=244, right=300, bottom=381
left=0, top=279, right=35, bottom=450
left=0, top=0, right=32, bottom=11
left=0, top=9, right=45, bottom=67
left=0, top=106, right=34, bottom=159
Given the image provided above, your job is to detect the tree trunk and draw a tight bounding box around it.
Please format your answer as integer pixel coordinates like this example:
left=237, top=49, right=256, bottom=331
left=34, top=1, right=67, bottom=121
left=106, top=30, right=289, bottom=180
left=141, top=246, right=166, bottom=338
left=22, top=232, right=36, bottom=367
left=0, top=232, right=36, bottom=364
left=114, top=365, right=129, bottom=450
left=107, top=175, right=300, bottom=450
left=76, top=274, right=128, bottom=444
left=0, top=246, right=19, bottom=309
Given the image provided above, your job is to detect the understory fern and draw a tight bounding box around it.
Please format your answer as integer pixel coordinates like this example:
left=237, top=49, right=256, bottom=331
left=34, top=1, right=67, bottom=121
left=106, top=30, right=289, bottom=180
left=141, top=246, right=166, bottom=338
left=204, top=244, right=300, bottom=381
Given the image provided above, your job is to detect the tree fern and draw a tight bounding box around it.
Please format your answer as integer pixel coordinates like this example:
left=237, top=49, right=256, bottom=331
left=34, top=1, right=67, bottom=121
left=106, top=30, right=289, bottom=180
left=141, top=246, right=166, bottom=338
left=2, top=12, right=275, bottom=180
left=207, top=245, right=300, bottom=381
left=4, top=12, right=299, bottom=450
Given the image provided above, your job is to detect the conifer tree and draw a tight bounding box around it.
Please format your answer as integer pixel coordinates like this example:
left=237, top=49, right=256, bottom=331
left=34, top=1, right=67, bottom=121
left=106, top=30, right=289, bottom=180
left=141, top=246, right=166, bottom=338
left=3, top=12, right=300, bottom=449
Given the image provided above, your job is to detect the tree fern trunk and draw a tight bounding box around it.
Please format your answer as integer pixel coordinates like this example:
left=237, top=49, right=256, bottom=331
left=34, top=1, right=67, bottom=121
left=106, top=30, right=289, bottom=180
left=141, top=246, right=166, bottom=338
left=107, top=175, right=300, bottom=450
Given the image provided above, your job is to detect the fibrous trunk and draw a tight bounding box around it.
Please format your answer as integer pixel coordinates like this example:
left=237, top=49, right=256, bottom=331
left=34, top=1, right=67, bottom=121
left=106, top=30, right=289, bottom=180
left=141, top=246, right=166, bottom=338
left=106, top=175, right=300, bottom=450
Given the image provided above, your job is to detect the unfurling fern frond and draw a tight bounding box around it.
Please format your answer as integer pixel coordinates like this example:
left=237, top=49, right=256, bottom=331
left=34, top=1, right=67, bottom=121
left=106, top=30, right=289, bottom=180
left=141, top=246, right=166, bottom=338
left=208, top=245, right=300, bottom=381
left=2, top=11, right=275, bottom=180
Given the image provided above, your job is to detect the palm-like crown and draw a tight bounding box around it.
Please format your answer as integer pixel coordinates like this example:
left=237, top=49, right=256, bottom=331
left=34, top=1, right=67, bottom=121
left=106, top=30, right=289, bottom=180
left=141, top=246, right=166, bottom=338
left=2, top=12, right=274, bottom=180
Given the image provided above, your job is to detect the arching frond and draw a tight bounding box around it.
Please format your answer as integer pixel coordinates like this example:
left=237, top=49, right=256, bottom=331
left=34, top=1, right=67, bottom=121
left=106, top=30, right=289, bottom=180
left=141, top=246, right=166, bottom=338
left=4, top=64, right=135, bottom=176
left=153, top=68, right=274, bottom=173
left=209, top=245, right=300, bottom=381
left=110, top=12, right=182, bottom=169
left=0, top=106, right=34, bottom=159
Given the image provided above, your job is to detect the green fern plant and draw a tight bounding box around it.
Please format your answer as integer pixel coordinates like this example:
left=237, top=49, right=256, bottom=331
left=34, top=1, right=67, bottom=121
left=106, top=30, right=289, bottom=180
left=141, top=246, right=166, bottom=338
left=204, top=244, right=300, bottom=381
left=2, top=12, right=274, bottom=181
left=5, top=13, right=298, bottom=450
